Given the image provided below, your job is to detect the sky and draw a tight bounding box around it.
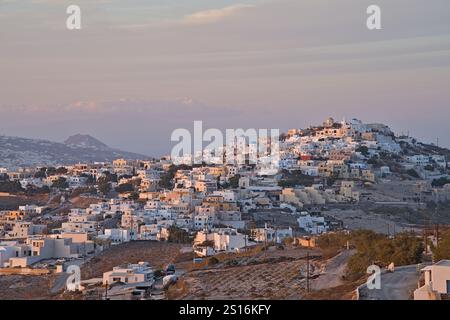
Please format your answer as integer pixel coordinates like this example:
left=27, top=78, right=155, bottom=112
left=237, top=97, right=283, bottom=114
left=1, top=0, right=450, bottom=156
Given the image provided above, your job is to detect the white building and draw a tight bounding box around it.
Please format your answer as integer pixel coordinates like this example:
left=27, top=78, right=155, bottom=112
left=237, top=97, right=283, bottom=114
left=251, top=225, right=293, bottom=243
left=0, top=241, right=22, bottom=267
left=414, top=260, right=450, bottom=300
left=297, top=214, right=328, bottom=234
left=6, top=236, right=93, bottom=267
left=406, top=155, right=430, bottom=167
left=193, top=228, right=251, bottom=256
left=18, top=205, right=46, bottom=215
left=193, top=214, right=213, bottom=231
left=103, top=261, right=154, bottom=285
left=104, top=228, right=131, bottom=244
left=8, top=222, right=46, bottom=238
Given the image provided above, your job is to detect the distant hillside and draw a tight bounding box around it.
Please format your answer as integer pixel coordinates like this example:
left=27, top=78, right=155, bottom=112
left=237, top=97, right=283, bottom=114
left=64, top=134, right=109, bottom=150
left=0, top=135, right=149, bottom=169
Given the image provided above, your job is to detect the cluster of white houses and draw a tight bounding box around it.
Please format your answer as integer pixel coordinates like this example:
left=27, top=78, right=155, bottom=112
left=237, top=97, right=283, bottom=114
left=1, top=117, right=449, bottom=269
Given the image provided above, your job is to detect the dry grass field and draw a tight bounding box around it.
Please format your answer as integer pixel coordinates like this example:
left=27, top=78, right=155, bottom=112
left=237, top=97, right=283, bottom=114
left=81, top=241, right=192, bottom=279
left=167, top=246, right=326, bottom=300
left=0, top=242, right=357, bottom=300
left=0, top=274, right=56, bottom=300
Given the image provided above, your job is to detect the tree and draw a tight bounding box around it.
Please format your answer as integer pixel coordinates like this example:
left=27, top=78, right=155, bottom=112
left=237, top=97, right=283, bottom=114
left=406, top=169, right=420, bottom=179
left=115, top=183, right=134, bottom=193
left=0, top=180, right=24, bottom=193
left=317, top=232, right=349, bottom=250
left=356, top=146, right=369, bottom=156
left=228, top=175, right=241, bottom=188
left=34, top=168, right=47, bottom=178
left=56, top=167, right=68, bottom=175
left=25, top=185, right=50, bottom=196
left=279, top=133, right=287, bottom=141
left=282, top=237, right=294, bottom=246
left=432, top=177, right=450, bottom=187
left=70, top=187, right=96, bottom=198
left=345, top=230, right=423, bottom=280
left=432, top=230, right=450, bottom=261
left=159, top=173, right=174, bottom=189
left=367, top=156, right=379, bottom=166
left=158, top=164, right=192, bottom=189
left=207, top=257, right=219, bottom=266
left=168, top=226, right=191, bottom=243
left=98, top=181, right=111, bottom=195
left=128, top=192, right=139, bottom=200
left=52, top=177, right=69, bottom=189
left=278, top=170, right=314, bottom=187
left=46, top=167, right=57, bottom=176
left=80, top=174, right=95, bottom=185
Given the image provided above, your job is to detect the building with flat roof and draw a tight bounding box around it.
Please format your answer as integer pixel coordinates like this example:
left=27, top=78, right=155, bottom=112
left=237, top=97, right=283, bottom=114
left=414, top=260, right=450, bottom=300
left=103, top=261, right=154, bottom=286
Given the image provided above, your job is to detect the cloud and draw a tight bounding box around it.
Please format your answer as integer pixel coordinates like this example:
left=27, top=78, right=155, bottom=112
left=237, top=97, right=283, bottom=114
left=114, top=4, right=256, bottom=30
left=184, top=4, right=255, bottom=25
left=68, top=100, right=100, bottom=112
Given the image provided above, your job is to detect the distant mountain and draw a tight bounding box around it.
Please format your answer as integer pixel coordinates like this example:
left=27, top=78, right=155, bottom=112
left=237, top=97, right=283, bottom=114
left=64, top=134, right=109, bottom=150
left=0, top=134, right=149, bottom=170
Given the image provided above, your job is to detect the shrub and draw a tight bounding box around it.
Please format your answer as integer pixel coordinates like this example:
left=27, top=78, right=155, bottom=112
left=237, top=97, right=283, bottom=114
left=0, top=180, right=24, bottom=193
left=432, top=230, right=450, bottom=261
left=344, top=230, right=423, bottom=280
left=207, top=257, right=219, bottom=266
left=406, top=169, right=420, bottom=178
left=432, top=177, right=450, bottom=187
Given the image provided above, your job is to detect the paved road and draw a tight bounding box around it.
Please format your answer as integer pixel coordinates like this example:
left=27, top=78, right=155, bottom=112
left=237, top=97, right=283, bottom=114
left=50, top=273, right=69, bottom=294
left=50, top=257, right=91, bottom=294
left=359, top=265, right=420, bottom=300
left=312, top=249, right=356, bottom=290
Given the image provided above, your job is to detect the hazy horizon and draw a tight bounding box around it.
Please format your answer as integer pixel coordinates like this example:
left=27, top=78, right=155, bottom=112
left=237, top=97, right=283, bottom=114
left=1, top=0, right=450, bottom=155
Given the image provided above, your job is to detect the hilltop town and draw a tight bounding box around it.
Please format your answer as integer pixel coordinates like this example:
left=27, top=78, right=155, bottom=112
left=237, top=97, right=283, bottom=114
left=1, top=117, right=450, bottom=300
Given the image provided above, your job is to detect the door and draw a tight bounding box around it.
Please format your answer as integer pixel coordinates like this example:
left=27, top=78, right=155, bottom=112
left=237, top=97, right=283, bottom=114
left=446, top=280, right=450, bottom=294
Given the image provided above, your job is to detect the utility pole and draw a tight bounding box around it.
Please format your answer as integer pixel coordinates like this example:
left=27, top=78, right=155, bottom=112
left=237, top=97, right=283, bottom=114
left=105, top=281, right=109, bottom=300
left=264, top=233, right=267, bottom=259
left=306, top=252, right=310, bottom=293
left=436, top=224, right=440, bottom=247
left=423, top=229, right=428, bottom=255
